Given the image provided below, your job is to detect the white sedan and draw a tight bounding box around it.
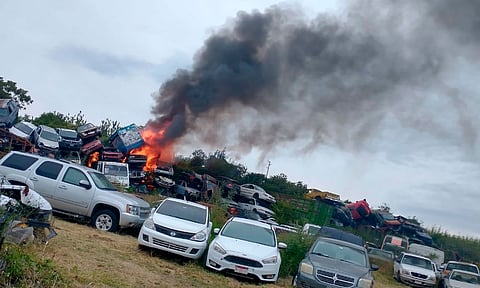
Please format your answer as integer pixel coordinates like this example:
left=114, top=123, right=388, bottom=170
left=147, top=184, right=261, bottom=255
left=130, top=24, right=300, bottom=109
left=443, top=269, right=480, bottom=288
left=239, top=184, right=276, bottom=203
left=137, top=197, right=212, bottom=260
left=205, top=217, right=287, bottom=283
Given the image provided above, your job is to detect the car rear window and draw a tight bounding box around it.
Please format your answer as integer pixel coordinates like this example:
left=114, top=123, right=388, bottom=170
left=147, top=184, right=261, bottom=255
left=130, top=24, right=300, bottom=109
left=1, top=153, right=38, bottom=171
left=156, top=200, right=207, bottom=224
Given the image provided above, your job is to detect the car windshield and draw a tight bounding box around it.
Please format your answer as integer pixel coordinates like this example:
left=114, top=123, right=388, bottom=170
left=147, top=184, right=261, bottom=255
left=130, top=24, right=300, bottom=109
left=450, top=271, right=480, bottom=284
left=104, top=164, right=128, bottom=177
left=156, top=200, right=207, bottom=224
left=447, top=263, right=479, bottom=274
left=312, top=239, right=367, bottom=267
left=14, top=122, right=34, bottom=134
left=79, top=123, right=94, bottom=131
left=59, top=129, right=78, bottom=138
left=40, top=130, right=59, bottom=141
left=402, top=255, right=432, bottom=270
left=88, top=171, right=118, bottom=190
left=380, top=213, right=396, bottom=221
left=221, top=220, right=275, bottom=247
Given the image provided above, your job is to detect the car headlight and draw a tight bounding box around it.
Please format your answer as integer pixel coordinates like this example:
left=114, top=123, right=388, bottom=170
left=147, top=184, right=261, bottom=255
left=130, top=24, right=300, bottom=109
left=143, top=217, right=155, bottom=229
left=262, top=255, right=278, bottom=264
left=300, top=262, right=314, bottom=275
left=190, top=231, right=207, bottom=242
left=358, top=277, right=373, bottom=288
left=126, top=204, right=140, bottom=215
left=213, top=243, right=226, bottom=255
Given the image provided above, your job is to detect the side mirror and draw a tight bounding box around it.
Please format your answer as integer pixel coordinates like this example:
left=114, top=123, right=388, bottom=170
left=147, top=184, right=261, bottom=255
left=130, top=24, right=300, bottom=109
left=79, top=180, right=91, bottom=189
left=370, top=264, right=379, bottom=271
left=208, top=221, right=212, bottom=227
left=278, top=242, right=287, bottom=249
left=213, top=228, right=220, bottom=234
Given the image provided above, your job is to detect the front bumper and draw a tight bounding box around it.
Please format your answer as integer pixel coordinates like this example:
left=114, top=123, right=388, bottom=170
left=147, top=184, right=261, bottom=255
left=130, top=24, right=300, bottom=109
left=399, top=274, right=436, bottom=287
left=119, top=212, right=149, bottom=228
left=206, top=248, right=280, bottom=282
left=137, top=226, right=207, bottom=259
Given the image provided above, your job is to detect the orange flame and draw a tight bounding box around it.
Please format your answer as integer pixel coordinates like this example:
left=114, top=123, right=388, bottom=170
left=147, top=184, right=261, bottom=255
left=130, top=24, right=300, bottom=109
left=130, top=126, right=174, bottom=171
left=87, top=151, right=100, bottom=167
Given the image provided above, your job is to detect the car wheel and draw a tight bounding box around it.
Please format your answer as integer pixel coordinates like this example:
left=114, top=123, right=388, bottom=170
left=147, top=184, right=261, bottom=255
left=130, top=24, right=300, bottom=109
left=91, top=209, right=119, bottom=232
left=253, top=193, right=259, bottom=200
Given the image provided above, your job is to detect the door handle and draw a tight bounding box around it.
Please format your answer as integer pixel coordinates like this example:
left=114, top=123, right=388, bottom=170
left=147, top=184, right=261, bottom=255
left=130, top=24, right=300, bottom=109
left=30, top=177, right=38, bottom=181
left=58, top=185, right=67, bottom=190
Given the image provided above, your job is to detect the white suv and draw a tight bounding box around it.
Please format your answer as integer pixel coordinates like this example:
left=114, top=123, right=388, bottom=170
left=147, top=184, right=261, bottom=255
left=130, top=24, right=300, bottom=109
left=393, top=252, right=437, bottom=287
left=138, top=197, right=212, bottom=259
left=0, top=151, right=151, bottom=232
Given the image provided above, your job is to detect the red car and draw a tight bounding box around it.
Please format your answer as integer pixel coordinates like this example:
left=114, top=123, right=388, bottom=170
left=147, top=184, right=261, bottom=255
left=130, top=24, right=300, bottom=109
left=346, top=199, right=371, bottom=221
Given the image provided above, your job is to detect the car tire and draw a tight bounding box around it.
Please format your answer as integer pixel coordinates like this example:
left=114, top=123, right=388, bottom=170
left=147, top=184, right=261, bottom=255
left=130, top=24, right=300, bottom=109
left=91, top=209, right=119, bottom=232
left=253, top=193, right=259, bottom=200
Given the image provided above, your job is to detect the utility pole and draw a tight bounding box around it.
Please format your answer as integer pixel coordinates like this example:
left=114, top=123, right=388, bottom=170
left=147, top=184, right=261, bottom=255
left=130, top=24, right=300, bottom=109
left=265, top=160, right=271, bottom=179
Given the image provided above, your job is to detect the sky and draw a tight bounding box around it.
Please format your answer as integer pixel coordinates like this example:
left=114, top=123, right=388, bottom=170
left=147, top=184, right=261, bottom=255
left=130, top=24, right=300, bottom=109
left=1, top=0, right=479, bottom=238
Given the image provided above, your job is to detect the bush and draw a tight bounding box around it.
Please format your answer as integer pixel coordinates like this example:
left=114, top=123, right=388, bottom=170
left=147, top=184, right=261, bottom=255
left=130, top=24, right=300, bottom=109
left=278, top=232, right=315, bottom=278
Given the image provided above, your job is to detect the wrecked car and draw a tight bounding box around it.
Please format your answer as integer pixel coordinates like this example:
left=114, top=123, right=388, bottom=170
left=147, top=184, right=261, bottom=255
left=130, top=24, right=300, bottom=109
left=0, top=99, right=19, bottom=129
left=77, top=122, right=101, bottom=142
left=57, top=128, right=82, bottom=151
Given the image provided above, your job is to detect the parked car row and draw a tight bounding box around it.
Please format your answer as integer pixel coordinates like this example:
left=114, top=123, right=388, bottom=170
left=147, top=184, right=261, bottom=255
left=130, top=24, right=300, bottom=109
left=137, top=197, right=287, bottom=283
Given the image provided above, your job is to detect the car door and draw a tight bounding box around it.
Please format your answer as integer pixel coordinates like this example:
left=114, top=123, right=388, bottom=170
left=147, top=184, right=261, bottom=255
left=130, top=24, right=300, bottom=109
left=30, top=160, right=65, bottom=203
left=54, top=167, right=95, bottom=216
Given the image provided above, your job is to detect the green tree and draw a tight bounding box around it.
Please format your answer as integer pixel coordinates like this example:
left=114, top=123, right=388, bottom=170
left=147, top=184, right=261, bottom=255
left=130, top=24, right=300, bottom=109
left=100, top=118, right=121, bottom=144
left=32, top=111, right=86, bottom=129
left=0, top=77, right=33, bottom=109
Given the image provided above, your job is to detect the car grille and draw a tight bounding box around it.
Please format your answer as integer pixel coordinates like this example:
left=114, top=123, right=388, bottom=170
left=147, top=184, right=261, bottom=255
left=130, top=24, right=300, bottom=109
left=139, top=208, right=151, bottom=219
left=154, top=224, right=195, bottom=239
left=152, top=237, right=188, bottom=252
left=315, top=269, right=355, bottom=287
left=223, top=255, right=263, bottom=268
left=411, top=272, right=428, bottom=279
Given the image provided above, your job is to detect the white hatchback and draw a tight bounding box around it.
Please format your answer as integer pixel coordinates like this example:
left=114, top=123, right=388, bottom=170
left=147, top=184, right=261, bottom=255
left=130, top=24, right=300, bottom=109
left=205, top=217, right=287, bottom=283
left=137, top=197, right=212, bottom=260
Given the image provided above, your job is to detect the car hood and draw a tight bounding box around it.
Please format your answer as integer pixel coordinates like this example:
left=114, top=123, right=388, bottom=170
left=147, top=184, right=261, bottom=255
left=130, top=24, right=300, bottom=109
left=401, top=264, right=436, bottom=277
left=152, top=213, right=206, bottom=233
left=9, top=127, right=29, bottom=138
left=38, top=137, right=59, bottom=148
left=447, top=279, right=480, bottom=288
left=214, top=235, right=277, bottom=259
left=109, top=191, right=150, bottom=208
left=308, top=254, right=371, bottom=279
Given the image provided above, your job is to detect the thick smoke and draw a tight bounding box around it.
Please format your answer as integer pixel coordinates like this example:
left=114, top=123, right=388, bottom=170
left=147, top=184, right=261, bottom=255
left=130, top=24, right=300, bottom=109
left=149, top=0, right=480, bottom=160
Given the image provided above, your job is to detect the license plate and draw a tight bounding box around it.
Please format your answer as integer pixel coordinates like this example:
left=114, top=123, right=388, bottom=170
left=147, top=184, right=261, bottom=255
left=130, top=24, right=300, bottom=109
left=234, top=265, right=248, bottom=275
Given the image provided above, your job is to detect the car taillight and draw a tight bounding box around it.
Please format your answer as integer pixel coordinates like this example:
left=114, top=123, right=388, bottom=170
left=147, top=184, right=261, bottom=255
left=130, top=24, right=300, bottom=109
left=22, top=186, right=29, bottom=196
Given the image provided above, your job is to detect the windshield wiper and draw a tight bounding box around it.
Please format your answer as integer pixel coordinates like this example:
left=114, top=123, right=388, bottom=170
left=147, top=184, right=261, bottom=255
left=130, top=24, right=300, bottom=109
left=311, top=252, right=330, bottom=258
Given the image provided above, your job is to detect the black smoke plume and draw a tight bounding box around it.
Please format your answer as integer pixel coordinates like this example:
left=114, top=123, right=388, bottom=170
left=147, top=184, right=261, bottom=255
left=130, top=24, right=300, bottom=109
left=149, top=0, right=480, bottom=160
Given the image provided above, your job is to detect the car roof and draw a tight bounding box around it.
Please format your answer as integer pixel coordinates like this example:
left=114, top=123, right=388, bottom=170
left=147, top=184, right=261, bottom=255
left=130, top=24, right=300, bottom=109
left=450, top=269, right=480, bottom=276
left=162, top=197, right=209, bottom=210
left=446, top=261, right=478, bottom=266
left=16, top=121, right=37, bottom=129
left=8, top=151, right=97, bottom=172
left=401, top=252, right=432, bottom=261
left=316, top=226, right=365, bottom=247
left=39, top=124, right=57, bottom=132
left=229, top=216, right=273, bottom=229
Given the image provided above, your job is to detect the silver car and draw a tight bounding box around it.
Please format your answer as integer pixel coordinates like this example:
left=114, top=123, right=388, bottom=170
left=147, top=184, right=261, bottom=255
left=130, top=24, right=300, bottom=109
left=33, top=124, right=60, bottom=151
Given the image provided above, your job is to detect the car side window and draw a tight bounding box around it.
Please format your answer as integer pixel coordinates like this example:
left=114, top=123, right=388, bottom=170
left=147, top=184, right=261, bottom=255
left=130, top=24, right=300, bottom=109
left=35, top=161, right=63, bottom=180
left=62, top=167, right=90, bottom=187
left=1, top=153, right=38, bottom=170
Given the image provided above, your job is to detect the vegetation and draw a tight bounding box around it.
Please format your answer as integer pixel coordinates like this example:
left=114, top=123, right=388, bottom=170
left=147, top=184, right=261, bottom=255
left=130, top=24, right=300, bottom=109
left=0, top=77, right=33, bottom=110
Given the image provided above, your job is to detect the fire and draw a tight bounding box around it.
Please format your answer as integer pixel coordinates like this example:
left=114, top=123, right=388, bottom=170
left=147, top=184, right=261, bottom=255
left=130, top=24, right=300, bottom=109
left=87, top=151, right=100, bottom=167
left=130, top=126, right=174, bottom=171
